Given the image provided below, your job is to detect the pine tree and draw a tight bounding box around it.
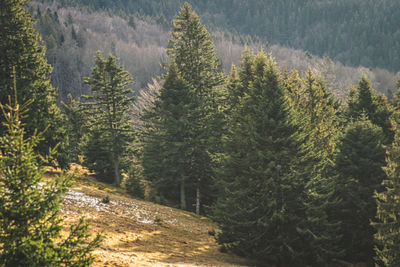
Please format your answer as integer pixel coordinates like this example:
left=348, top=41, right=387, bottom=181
left=287, top=69, right=343, bottom=263
left=346, top=76, right=393, bottom=143
left=213, top=52, right=313, bottom=265
left=289, top=68, right=340, bottom=156
left=333, top=118, right=386, bottom=263
left=82, top=51, right=135, bottom=185
left=225, top=49, right=255, bottom=118
left=0, top=72, right=100, bottom=266
left=61, top=94, right=85, bottom=164
left=373, top=126, right=400, bottom=266
left=141, top=3, right=223, bottom=214
left=0, top=0, right=66, bottom=167
left=390, top=74, right=400, bottom=125
left=141, top=64, right=193, bottom=209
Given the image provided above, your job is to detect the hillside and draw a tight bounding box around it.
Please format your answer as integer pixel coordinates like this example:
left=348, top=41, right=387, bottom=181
left=39, top=0, right=400, bottom=72
left=57, top=171, right=255, bottom=266
left=30, top=1, right=398, bottom=102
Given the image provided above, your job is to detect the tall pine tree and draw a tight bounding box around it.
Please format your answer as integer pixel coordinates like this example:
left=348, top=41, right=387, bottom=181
left=286, top=69, right=343, bottom=263
left=373, top=125, right=400, bottom=266
left=0, top=73, right=100, bottom=266
left=213, top=52, right=320, bottom=265
left=333, top=118, right=386, bottom=264
left=141, top=64, right=193, bottom=209
left=0, top=0, right=66, bottom=167
left=82, top=51, right=135, bottom=185
left=141, top=3, right=223, bottom=214
left=346, top=76, right=393, bottom=143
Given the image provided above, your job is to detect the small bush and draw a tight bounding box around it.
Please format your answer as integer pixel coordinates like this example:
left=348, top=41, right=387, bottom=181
left=125, top=169, right=145, bottom=199
left=219, top=245, right=228, bottom=253
left=101, top=196, right=110, bottom=204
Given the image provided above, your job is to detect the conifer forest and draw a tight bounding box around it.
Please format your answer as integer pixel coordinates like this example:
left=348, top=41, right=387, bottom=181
left=1, top=0, right=400, bottom=266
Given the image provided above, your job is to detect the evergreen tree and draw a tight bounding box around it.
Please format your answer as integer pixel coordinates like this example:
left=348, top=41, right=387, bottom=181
left=346, top=76, right=393, bottom=143
left=82, top=51, right=135, bottom=185
left=0, top=74, right=100, bottom=266
left=61, top=94, right=85, bottom=164
left=224, top=49, right=255, bottom=118
left=213, top=52, right=314, bottom=265
left=373, top=126, right=400, bottom=266
left=142, top=2, right=223, bottom=214
left=333, top=118, right=386, bottom=264
left=289, top=68, right=340, bottom=156
left=287, top=69, right=343, bottom=263
left=141, top=64, right=193, bottom=209
left=0, top=0, right=66, bottom=167
left=390, top=74, right=400, bottom=125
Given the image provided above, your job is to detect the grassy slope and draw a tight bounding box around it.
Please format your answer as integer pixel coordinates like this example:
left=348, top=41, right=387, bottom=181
left=57, top=172, right=254, bottom=266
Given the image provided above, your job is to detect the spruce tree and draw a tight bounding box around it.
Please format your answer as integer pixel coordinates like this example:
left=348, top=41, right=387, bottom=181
left=82, top=51, right=135, bottom=185
left=0, top=73, right=100, bottom=266
left=287, top=69, right=343, bottom=263
left=141, top=3, right=223, bottom=214
left=390, top=74, right=400, bottom=126
left=61, top=94, right=85, bottom=164
left=213, top=52, right=313, bottom=265
left=392, top=74, right=400, bottom=108
left=333, top=118, right=386, bottom=263
left=346, top=76, right=393, bottom=143
left=141, top=64, right=193, bottom=209
left=288, top=69, right=340, bottom=156
left=0, top=0, right=66, bottom=167
left=373, top=126, right=400, bottom=266
left=225, top=49, right=255, bottom=118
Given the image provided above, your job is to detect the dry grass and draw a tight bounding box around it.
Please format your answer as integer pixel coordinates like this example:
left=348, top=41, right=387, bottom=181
left=57, top=173, right=254, bottom=267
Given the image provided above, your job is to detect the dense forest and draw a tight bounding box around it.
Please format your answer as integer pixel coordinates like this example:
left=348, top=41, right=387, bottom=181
left=37, top=0, right=400, bottom=72
left=29, top=0, right=398, bottom=102
left=2, top=0, right=400, bottom=266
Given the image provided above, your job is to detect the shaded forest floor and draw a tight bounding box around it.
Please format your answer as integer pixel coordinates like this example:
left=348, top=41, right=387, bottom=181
left=53, top=171, right=254, bottom=266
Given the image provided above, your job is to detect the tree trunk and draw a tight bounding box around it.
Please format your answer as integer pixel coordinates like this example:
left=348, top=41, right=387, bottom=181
left=113, top=156, right=120, bottom=185
left=180, top=178, right=186, bottom=210
left=196, top=186, right=200, bottom=215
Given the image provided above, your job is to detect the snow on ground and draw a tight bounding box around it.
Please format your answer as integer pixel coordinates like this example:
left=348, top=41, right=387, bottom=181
left=61, top=189, right=180, bottom=226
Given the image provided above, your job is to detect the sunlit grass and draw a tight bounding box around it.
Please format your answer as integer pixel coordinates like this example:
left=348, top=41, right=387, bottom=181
left=51, top=166, right=254, bottom=266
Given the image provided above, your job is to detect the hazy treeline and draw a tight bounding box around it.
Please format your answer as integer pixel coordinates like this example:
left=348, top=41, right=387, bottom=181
left=35, top=0, right=400, bottom=72
left=31, top=1, right=398, bottom=102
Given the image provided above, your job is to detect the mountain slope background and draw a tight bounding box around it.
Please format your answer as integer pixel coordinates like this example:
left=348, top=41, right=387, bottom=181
left=38, top=0, right=400, bottom=72
left=30, top=0, right=398, bottom=102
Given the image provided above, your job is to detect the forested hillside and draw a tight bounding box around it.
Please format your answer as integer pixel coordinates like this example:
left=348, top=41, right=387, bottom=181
left=37, top=0, right=400, bottom=72
left=3, top=0, right=400, bottom=266
left=30, top=1, right=398, bottom=102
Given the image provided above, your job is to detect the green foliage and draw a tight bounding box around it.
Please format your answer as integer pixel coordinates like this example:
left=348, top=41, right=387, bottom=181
left=82, top=51, right=135, bottom=185
left=141, top=65, right=193, bottom=209
left=141, top=3, right=223, bottom=214
left=0, top=0, right=67, bottom=168
left=288, top=68, right=341, bottom=156
left=345, top=76, right=394, bottom=143
left=213, top=52, right=314, bottom=265
left=286, top=69, right=344, bottom=263
left=224, top=49, right=254, bottom=118
left=61, top=94, right=85, bottom=164
left=39, top=0, right=400, bottom=72
left=373, top=127, right=400, bottom=266
left=333, top=118, right=386, bottom=263
left=125, top=173, right=145, bottom=199
left=0, top=80, right=100, bottom=266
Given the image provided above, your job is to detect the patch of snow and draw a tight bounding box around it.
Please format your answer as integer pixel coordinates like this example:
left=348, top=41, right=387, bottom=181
left=62, top=190, right=157, bottom=225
